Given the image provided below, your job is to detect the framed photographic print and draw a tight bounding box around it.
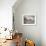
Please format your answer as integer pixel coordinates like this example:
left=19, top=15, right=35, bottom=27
left=22, top=15, right=36, bottom=25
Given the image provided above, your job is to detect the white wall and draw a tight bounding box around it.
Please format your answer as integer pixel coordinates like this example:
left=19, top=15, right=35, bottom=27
left=13, top=0, right=46, bottom=46
left=0, top=0, right=16, bottom=30
left=13, top=0, right=41, bottom=46
left=41, top=0, right=46, bottom=46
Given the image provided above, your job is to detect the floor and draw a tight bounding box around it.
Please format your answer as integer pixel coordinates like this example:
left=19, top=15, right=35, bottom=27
left=0, top=39, right=16, bottom=46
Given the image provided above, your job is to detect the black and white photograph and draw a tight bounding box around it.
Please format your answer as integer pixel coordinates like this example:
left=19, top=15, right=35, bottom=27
left=22, top=15, right=36, bottom=25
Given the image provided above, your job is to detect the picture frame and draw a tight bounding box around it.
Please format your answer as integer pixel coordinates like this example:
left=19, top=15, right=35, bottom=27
left=22, top=15, right=36, bottom=25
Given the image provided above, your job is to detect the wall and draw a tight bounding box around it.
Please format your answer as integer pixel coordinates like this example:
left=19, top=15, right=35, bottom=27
left=13, top=0, right=41, bottom=46
left=0, top=0, right=16, bottom=30
left=41, top=0, right=46, bottom=46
